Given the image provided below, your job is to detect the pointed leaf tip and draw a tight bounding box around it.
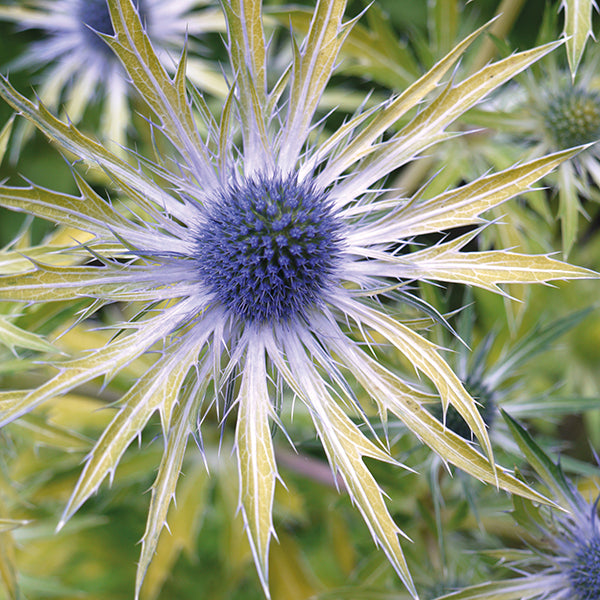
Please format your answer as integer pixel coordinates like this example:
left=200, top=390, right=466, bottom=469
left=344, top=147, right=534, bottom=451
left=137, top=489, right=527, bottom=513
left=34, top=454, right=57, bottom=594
left=562, top=0, right=596, bottom=76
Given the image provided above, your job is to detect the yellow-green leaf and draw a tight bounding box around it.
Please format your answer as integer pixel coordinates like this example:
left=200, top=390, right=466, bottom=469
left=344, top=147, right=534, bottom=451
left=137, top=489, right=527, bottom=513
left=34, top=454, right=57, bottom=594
left=0, top=316, right=57, bottom=353
left=333, top=40, right=562, bottom=200
left=136, top=379, right=208, bottom=600
left=349, top=149, right=578, bottom=244
left=269, top=532, right=320, bottom=600
left=235, top=340, right=277, bottom=593
left=0, top=301, right=195, bottom=427
left=0, top=75, right=175, bottom=212
left=8, top=413, right=91, bottom=452
left=139, top=461, right=211, bottom=600
left=0, top=531, right=18, bottom=600
left=310, top=389, right=416, bottom=598
left=318, top=20, right=492, bottom=186
left=347, top=301, right=494, bottom=469
left=0, top=175, right=130, bottom=233
left=562, top=0, right=595, bottom=76
left=60, top=334, right=203, bottom=527
left=0, top=115, right=14, bottom=164
left=429, top=0, right=459, bottom=56
left=106, top=0, right=217, bottom=186
left=272, top=338, right=417, bottom=598
left=558, top=161, right=582, bottom=258
left=331, top=336, right=553, bottom=506
left=280, top=0, right=350, bottom=167
left=396, top=237, right=596, bottom=291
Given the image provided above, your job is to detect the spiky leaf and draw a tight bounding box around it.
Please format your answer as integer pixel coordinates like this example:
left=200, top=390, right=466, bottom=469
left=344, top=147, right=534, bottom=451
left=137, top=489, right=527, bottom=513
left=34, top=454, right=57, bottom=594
left=235, top=341, right=277, bottom=594
left=562, top=0, right=596, bottom=76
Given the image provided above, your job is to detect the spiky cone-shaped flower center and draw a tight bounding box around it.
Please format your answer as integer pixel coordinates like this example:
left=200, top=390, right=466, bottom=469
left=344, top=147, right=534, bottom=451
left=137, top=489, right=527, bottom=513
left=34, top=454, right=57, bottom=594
left=194, top=173, right=343, bottom=324
left=543, top=88, right=600, bottom=149
left=77, top=0, right=148, bottom=54
left=567, top=531, right=600, bottom=600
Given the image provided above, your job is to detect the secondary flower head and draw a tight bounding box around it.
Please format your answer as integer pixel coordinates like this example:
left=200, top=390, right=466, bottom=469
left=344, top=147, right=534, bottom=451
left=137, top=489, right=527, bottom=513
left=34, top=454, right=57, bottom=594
left=511, top=496, right=600, bottom=600
left=493, top=27, right=600, bottom=256
left=0, top=0, right=595, bottom=597
left=0, top=0, right=225, bottom=153
left=562, top=502, right=600, bottom=600
left=432, top=415, right=600, bottom=600
left=527, top=63, right=600, bottom=160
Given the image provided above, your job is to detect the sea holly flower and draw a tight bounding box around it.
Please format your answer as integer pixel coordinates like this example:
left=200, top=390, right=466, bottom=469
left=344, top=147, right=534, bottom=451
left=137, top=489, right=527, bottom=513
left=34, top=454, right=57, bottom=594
left=459, top=6, right=600, bottom=258
left=0, top=0, right=596, bottom=596
left=0, top=0, right=226, bottom=155
left=508, top=42, right=600, bottom=257
left=430, top=414, right=600, bottom=600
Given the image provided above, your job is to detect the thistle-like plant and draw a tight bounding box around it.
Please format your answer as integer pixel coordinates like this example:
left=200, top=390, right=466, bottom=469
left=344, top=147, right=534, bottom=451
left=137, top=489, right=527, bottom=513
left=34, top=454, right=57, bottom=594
left=462, top=6, right=600, bottom=257
left=431, top=414, right=600, bottom=600
left=0, top=0, right=596, bottom=597
left=0, top=0, right=226, bottom=155
left=499, top=11, right=600, bottom=257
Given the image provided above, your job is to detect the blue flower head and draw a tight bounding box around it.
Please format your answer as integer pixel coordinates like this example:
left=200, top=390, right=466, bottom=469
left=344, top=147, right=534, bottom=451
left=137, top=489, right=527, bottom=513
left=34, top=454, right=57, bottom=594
left=194, top=172, right=343, bottom=323
left=557, top=498, right=600, bottom=600
left=435, top=414, right=600, bottom=600
left=0, top=0, right=225, bottom=153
